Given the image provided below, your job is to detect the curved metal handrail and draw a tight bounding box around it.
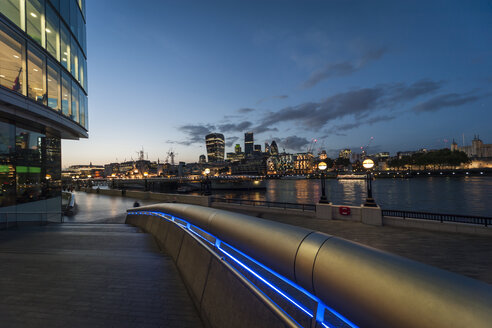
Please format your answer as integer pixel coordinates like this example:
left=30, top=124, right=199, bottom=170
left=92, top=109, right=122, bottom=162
left=129, top=203, right=492, bottom=328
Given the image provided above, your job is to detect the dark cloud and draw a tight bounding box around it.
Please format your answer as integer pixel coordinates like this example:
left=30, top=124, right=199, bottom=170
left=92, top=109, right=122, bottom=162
left=254, top=79, right=448, bottom=133
left=412, top=93, right=480, bottom=112
left=302, top=46, right=388, bottom=88
left=256, top=95, right=289, bottom=105
left=225, top=136, right=239, bottom=147
left=329, top=115, right=396, bottom=133
left=237, top=108, right=256, bottom=114
left=274, top=136, right=311, bottom=152
left=218, top=121, right=252, bottom=133
left=169, top=124, right=215, bottom=145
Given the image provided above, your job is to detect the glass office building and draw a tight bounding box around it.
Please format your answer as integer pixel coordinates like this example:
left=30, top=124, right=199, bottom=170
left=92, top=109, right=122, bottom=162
left=0, top=0, right=87, bottom=223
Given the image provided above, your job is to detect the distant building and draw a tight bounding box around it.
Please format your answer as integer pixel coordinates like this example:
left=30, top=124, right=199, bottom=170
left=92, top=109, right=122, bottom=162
left=265, top=142, right=270, bottom=154
left=244, top=132, right=254, bottom=156
left=199, top=155, right=206, bottom=163
left=270, top=140, right=279, bottom=155
left=456, top=135, right=492, bottom=158
left=205, top=133, right=225, bottom=162
left=235, top=144, right=242, bottom=153
left=339, top=149, right=351, bottom=159
left=254, top=144, right=262, bottom=156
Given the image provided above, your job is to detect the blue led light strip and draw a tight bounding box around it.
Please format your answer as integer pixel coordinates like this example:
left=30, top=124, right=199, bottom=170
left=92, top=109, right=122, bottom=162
left=128, top=211, right=358, bottom=328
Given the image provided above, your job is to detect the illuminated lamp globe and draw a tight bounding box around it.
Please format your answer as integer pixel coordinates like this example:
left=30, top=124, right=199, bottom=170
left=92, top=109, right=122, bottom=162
left=204, top=168, right=211, bottom=175
left=362, top=158, right=375, bottom=169
left=143, top=172, right=148, bottom=177
left=87, top=175, right=92, bottom=178
left=318, top=162, right=328, bottom=171
left=45, top=174, right=51, bottom=180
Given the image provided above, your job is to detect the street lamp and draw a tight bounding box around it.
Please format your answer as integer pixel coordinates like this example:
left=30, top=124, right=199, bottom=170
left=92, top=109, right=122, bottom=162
left=143, top=172, right=149, bottom=191
left=203, top=168, right=211, bottom=195
left=318, top=162, right=329, bottom=203
left=363, top=158, right=377, bottom=207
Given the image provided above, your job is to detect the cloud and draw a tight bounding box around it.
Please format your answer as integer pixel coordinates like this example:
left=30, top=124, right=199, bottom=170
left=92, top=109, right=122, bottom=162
left=256, top=95, right=289, bottom=105
left=302, top=46, right=388, bottom=88
left=225, top=136, right=239, bottom=147
left=329, top=115, right=396, bottom=133
left=218, top=121, right=253, bottom=133
left=274, top=136, right=311, bottom=152
left=412, top=93, right=480, bottom=112
left=237, top=108, right=256, bottom=114
left=254, top=79, right=447, bottom=133
left=168, top=124, right=215, bottom=145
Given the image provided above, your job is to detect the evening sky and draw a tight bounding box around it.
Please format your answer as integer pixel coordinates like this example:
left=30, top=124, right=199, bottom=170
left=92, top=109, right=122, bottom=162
left=62, top=0, right=492, bottom=166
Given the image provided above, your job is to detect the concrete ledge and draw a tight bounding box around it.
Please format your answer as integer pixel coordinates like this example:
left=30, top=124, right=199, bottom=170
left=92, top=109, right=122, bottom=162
left=331, top=204, right=362, bottom=222
left=384, top=216, right=492, bottom=236
left=361, top=205, right=382, bottom=226
left=315, top=203, right=332, bottom=219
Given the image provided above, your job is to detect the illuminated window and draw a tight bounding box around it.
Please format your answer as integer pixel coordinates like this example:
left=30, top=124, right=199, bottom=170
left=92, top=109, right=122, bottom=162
left=26, top=0, right=45, bottom=47
left=27, top=45, right=46, bottom=104
left=61, top=71, right=70, bottom=117
left=46, top=4, right=60, bottom=61
left=47, top=59, right=60, bottom=110
left=70, top=38, right=78, bottom=80
left=60, top=23, right=70, bottom=71
left=71, top=81, right=79, bottom=122
left=0, top=22, right=26, bottom=95
left=0, top=0, right=25, bottom=30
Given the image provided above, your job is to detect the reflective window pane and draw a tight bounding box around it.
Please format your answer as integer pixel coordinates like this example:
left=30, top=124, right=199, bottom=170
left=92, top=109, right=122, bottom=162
left=78, top=47, right=84, bottom=86
left=47, top=59, right=60, bottom=110
left=70, top=38, right=78, bottom=80
left=48, top=0, right=59, bottom=11
left=27, top=45, right=46, bottom=104
left=78, top=87, right=85, bottom=126
left=60, top=0, right=69, bottom=25
left=71, top=80, right=78, bottom=122
left=46, top=4, right=60, bottom=60
left=0, top=120, right=16, bottom=208
left=0, top=22, right=26, bottom=95
left=70, top=0, right=78, bottom=36
left=61, top=71, right=70, bottom=116
left=0, top=0, right=25, bottom=30
left=15, top=127, right=44, bottom=204
left=60, top=23, right=70, bottom=71
left=26, top=0, right=45, bottom=47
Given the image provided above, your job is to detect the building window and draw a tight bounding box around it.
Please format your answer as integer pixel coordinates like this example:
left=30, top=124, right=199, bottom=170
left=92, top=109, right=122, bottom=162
left=70, top=38, right=78, bottom=80
left=78, top=47, right=84, bottom=86
left=0, top=0, right=25, bottom=30
left=47, top=59, right=60, bottom=110
left=26, top=0, right=45, bottom=47
left=61, top=71, right=70, bottom=116
left=0, top=120, right=16, bottom=208
left=15, top=127, right=44, bottom=204
left=27, top=45, right=46, bottom=104
left=0, top=22, right=26, bottom=95
left=60, top=23, right=70, bottom=71
left=59, top=0, right=69, bottom=25
left=71, top=80, right=78, bottom=122
left=48, top=0, right=59, bottom=12
left=45, top=4, right=60, bottom=61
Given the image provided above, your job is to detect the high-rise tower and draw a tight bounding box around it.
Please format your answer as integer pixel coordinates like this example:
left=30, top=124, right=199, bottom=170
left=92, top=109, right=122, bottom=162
left=244, top=132, right=253, bottom=156
left=205, top=133, right=225, bottom=162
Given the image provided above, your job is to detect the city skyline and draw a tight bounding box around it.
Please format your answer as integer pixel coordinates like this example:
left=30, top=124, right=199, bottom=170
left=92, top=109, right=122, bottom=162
left=62, top=0, right=492, bottom=167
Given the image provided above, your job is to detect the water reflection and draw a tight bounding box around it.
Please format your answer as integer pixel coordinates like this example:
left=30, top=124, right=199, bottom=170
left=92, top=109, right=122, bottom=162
left=214, top=177, right=492, bottom=217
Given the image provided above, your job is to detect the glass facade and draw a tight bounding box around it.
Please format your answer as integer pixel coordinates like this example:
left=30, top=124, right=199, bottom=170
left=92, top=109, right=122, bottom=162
left=0, top=118, right=61, bottom=222
left=0, top=0, right=87, bottom=129
left=0, top=1, right=87, bottom=223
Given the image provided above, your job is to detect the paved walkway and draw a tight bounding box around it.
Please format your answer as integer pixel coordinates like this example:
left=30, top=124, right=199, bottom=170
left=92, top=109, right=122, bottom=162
left=0, top=224, right=203, bottom=328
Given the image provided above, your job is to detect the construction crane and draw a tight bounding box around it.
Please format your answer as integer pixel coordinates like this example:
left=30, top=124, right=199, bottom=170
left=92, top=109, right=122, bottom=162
left=307, top=138, right=318, bottom=153
left=166, top=149, right=178, bottom=166
left=361, top=137, right=375, bottom=157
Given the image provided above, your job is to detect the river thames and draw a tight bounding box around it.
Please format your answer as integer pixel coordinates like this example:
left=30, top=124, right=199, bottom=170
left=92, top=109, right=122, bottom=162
left=210, top=176, right=492, bottom=217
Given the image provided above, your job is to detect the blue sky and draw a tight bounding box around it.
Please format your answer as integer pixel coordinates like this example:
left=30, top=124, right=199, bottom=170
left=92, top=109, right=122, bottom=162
left=62, top=0, right=492, bottom=167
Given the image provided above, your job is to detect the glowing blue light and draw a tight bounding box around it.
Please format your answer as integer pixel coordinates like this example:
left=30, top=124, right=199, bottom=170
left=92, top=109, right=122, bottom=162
left=128, top=211, right=358, bottom=328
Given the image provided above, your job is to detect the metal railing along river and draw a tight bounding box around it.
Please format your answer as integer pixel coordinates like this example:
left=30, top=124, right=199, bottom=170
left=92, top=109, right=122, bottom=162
left=382, top=209, right=491, bottom=227
left=211, top=197, right=316, bottom=212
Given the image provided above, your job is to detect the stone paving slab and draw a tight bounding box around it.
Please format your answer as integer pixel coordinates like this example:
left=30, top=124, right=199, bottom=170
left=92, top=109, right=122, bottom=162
left=0, top=224, right=203, bottom=327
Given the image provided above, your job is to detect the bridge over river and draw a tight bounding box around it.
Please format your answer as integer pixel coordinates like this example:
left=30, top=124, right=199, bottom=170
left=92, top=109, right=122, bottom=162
left=0, top=191, right=491, bottom=327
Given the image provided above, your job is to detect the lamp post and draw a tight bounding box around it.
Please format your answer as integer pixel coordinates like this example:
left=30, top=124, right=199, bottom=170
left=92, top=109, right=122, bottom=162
left=318, top=162, right=329, bottom=203
left=143, top=172, right=148, bottom=191
left=363, top=158, right=377, bottom=207
left=203, top=168, right=211, bottom=195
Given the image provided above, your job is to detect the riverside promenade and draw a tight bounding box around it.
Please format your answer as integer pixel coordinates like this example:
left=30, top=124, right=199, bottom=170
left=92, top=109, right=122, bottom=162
left=0, top=223, right=203, bottom=327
